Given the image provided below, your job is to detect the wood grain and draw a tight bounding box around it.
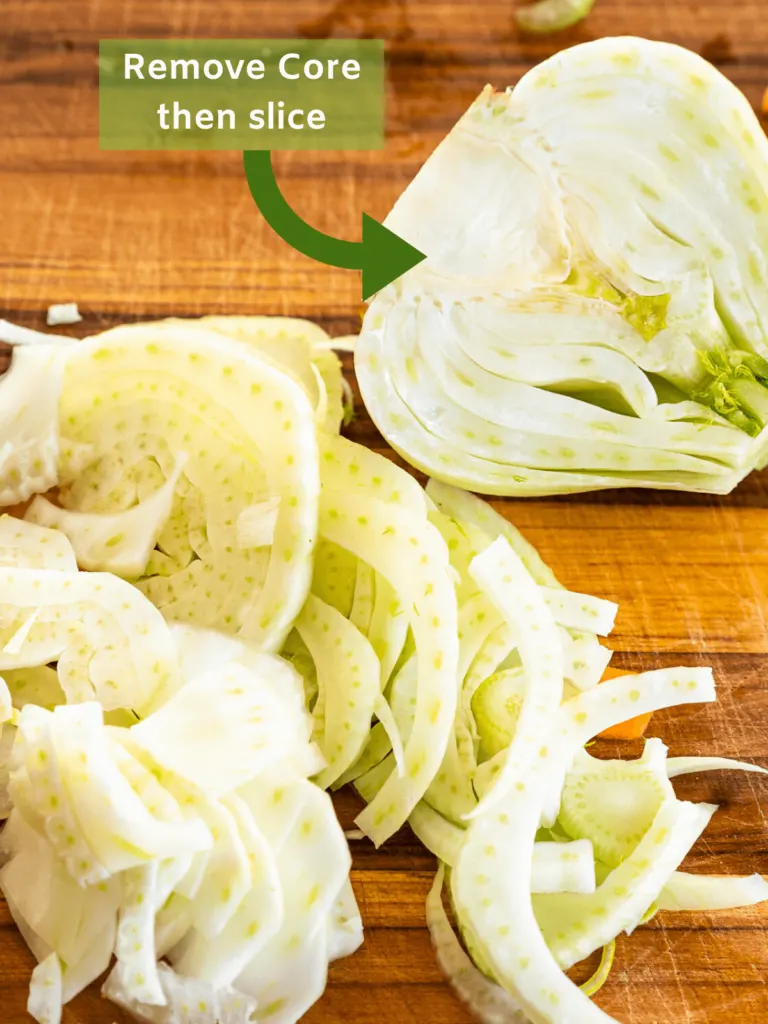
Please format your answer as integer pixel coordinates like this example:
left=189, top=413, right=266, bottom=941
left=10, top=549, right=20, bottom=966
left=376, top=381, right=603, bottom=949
left=2, top=1, right=768, bottom=1022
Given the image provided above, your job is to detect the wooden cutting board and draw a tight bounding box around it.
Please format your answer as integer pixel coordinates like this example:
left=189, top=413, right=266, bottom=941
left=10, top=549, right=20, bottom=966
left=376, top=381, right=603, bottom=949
left=2, top=1, right=768, bottom=1021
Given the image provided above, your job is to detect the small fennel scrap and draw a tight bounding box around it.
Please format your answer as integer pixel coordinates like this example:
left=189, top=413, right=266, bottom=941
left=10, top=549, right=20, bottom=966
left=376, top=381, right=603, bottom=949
left=516, top=0, right=594, bottom=34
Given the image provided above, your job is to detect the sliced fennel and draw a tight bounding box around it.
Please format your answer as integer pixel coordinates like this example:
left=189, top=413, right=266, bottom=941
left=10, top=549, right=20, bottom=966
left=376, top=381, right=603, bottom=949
left=580, top=940, right=615, bottom=998
left=0, top=680, right=13, bottom=725
left=0, top=347, right=65, bottom=505
left=3, top=634, right=360, bottom=1024
left=659, top=872, right=768, bottom=911
left=467, top=536, right=564, bottom=815
left=28, top=954, right=63, bottom=1024
left=451, top=534, right=613, bottom=1021
left=112, top=863, right=166, bottom=1005
left=131, top=661, right=313, bottom=794
left=2, top=665, right=63, bottom=711
left=535, top=799, right=717, bottom=969
left=366, top=571, right=409, bottom=687
left=311, top=539, right=358, bottom=617
left=540, top=587, right=617, bottom=638
left=349, top=559, right=376, bottom=634
left=0, top=511, right=361, bottom=1023
left=558, top=741, right=676, bottom=867
left=454, top=784, right=618, bottom=1024
left=235, top=496, right=282, bottom=550
left=0, top=319, right=75, bottom=347
left=295, top=593, right=380, bottom=788
left=192, top=314, right=345, bottom=433
left=473, top=665, right=717, bottom=810
left=471, top=667, right=525, bottom=760
left=328, top=877, right=364, bottom=961
left=0, top=516, right=77, bottom=572
left=318, top=481, right=458, bottom=845
left=26, top=454, right=187, bottom=577
left=102, top=961, right=257, bottom=1024
left=414, top=820, right=597, bottom=893
left=531, top=839, right=596, bottom=896
left=666, top=755, right=767, bottom=778
left=319, top=431, right=427, bottom=513
left=409, top=800, right=467, bottom=866
left=53, top=322, right=320, bottom=651
left=373, top=692, right=407, bottom=778
left=0, top=564, right=181, bottom=713
left=427, top=865, right=528, bottom=1024
left=425, top=484, right=759, bottom=1022
left=340, top=651, right=421, bottom=795
left=358, top=38, right=768, bottom=496
left=227, top=783, right=350, bottom=1021
left=1, top=304, right=767, bottom=1024
left=426, top=480, right=559, bottom=587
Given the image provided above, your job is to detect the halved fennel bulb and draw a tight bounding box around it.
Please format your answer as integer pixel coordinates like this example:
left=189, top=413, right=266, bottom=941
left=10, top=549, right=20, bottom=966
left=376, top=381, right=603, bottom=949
left=357, top=37, right=768, bottom=495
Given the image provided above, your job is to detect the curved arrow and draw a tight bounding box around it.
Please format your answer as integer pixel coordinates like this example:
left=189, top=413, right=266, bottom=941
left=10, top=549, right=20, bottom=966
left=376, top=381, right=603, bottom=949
left=243, top=150, right=426, bottom=301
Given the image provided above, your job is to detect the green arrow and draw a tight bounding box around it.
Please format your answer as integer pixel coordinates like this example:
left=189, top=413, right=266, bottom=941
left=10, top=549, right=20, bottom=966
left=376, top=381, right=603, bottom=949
left=243, top=150, right=426, bottom=301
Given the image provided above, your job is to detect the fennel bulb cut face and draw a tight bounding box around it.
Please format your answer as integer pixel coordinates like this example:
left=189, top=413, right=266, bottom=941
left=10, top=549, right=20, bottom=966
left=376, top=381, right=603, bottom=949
left=357, top=36, right=768, bottom=496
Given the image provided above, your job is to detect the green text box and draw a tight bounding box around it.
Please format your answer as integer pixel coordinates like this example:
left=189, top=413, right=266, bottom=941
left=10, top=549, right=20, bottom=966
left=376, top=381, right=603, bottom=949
left=99, top=39, right=384, bottom=151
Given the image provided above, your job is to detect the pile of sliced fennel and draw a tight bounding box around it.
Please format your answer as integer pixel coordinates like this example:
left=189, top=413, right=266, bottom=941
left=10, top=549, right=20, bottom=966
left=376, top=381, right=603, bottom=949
left=0, top=313, right=766, bottom=1024
left=356, top=37, right=768, bottom=496
left=0, top=520, right=360, bottom=1024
